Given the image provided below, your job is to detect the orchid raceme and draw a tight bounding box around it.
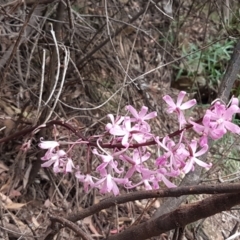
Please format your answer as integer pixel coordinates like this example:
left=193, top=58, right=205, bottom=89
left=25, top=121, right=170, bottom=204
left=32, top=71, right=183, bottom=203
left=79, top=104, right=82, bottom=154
left=38, top=93, right=240, bottom=195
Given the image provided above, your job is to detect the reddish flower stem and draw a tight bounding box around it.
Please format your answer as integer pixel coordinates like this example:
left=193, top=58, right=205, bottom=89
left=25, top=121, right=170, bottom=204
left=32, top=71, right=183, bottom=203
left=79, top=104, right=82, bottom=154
left=0, top=118, right=203, bottom=149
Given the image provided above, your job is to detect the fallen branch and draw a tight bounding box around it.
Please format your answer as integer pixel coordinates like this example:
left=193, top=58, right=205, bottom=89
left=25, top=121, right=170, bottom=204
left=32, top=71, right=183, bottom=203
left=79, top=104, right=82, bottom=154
left=67, top=183, right=240, bottom=222
left=106, top=192, right=240, bottom=240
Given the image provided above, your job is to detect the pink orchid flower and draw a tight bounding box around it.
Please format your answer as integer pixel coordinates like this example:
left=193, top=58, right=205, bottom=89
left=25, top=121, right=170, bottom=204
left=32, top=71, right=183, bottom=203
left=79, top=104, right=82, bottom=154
left=41, top=149, right=75, bottom=173
left=94, top=174, right=128, bottom=196
left=126, top=105, right=157, bottom=131
left=75, top=172, right=96, bottom=192
left=163, top=91, right=196, bottom=128
left=189, top=114, right=226, bottom=146
left=125, top=167, right=156, bottom=190
left=106, top=114, right=125, bottom=135
left=106, top=115, right=132, bottom=147
left=155, top=133, right=188, bottom=174
left=206, top=101, right=240, bottom=135
left=38, top=140, right=59, bottom=159
left=126, top=105, right=157, bottom=122
left=92, top=148, right=125, bottom=176
left=154, top=168, right=177, bottom=188
left=183, top=140, right=211, bottom=174
left=119, top=149, right=151, bottom=179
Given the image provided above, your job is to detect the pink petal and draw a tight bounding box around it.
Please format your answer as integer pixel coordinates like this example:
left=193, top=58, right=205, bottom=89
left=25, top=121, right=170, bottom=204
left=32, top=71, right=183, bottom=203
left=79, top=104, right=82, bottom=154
left=162, top=95, right=176, bottom=109
left=83, top=174, right=95, bottom=192
left=38, top=141, right=59, bottom=149
left=210, top=128, right=225, bottom=139
left=102, top=155, right=113, bottom=163
left=199, top=136, right=208, bottom=146
left=109, top=126, right=126, bottom=136
left=202, top=114, right=211, bottom=126
left=178, top=111, right=187, bottom=127
left=53, top=160, right=61, bottom=173
left=65, top=158, right=75, bottom=172
left=94, top=178, right=105, bottom=188
left=143, top=180, right=152, bottom=190
left=183, top=159, right=194, bottom=173
left=58, top=150, right=67, bottom=157
left=114, top=177, right=128, bottom=185
left=138, top=106, right=148, bottom=118
left=106, top=115, right=124, bottom=131
left=123, top=117, right=132, bottom=131
left=162, top=175, right=176, bottom=188
left=143, top=111, right=157, bottom=120
left=126, top=105, right=139, bottom=119
left=230, top=97, right=239, bottom=106
left=189, top=141, right=197, bottom=153
left=224, top=121, right=240, bottom=134
left=180, top=99, right=196, bottom=110
left=107, top=114, right=115, bottom=124
left=111, top=182, right=119, bottom=196
left=121, top=133, right=130, bottom=147
left=194, top=157, right=212, bottom=169
left=106, top=175, right=113, bottom=192
left=141, top=152, right=151, bottom=162
left=75, top=171, right=84, bottom=181
left=225, top=105, right=239, bottom=119
left=194, top=144, right=208, bottom=157
left=176, top=91, right=186, bottom=106
left=125, top=167, right=136, bottom=179
left=41, top=159, right=55, bottom=167
left=189, top=120, right=204, bottom=134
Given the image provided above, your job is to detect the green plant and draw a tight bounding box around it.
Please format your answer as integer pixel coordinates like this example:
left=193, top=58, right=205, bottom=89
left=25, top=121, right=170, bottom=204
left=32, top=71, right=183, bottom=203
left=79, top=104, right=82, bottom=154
left=174, top=39, right=236, bottom=87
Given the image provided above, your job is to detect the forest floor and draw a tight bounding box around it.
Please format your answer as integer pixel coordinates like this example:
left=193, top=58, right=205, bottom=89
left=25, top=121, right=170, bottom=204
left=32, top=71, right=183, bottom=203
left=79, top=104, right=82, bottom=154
left=0, top=0, right=240, bottom=239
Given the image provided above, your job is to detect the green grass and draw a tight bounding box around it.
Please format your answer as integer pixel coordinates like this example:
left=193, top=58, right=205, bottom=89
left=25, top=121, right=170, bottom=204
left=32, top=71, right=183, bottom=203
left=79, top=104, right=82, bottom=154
left=174, top=39, right=236, bottom=88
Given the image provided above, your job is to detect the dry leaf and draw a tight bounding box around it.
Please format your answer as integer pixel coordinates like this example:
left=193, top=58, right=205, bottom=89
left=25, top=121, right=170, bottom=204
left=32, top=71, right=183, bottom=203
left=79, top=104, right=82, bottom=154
left=9, top=189, right=22, bottom=199
left=3, top=118, right=15, bottom=136
left=5, top=202, right=26, bottom=210
left=0, top=182, right=11, bottom=193
left=44, top=199, right=56, bottom=208
left=0, top=192, right=12, bottom=205
left=23, top=163, right=32, bottom=189
left=31, top=217, right=40, bottom=228
left=83, top=216, right=101, bottom=236
left=0, top=161, right=9, bottom=174
left=0, top=193, right=26, bottom=209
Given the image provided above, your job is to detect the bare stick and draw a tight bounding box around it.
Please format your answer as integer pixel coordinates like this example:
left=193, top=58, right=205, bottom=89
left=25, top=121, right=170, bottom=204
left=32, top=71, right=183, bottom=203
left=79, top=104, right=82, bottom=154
left=44, top=23, right=61, bottom=107
left=45, top=47, right=70, bottom=122
left=49, top=215, right=93, bottom=240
